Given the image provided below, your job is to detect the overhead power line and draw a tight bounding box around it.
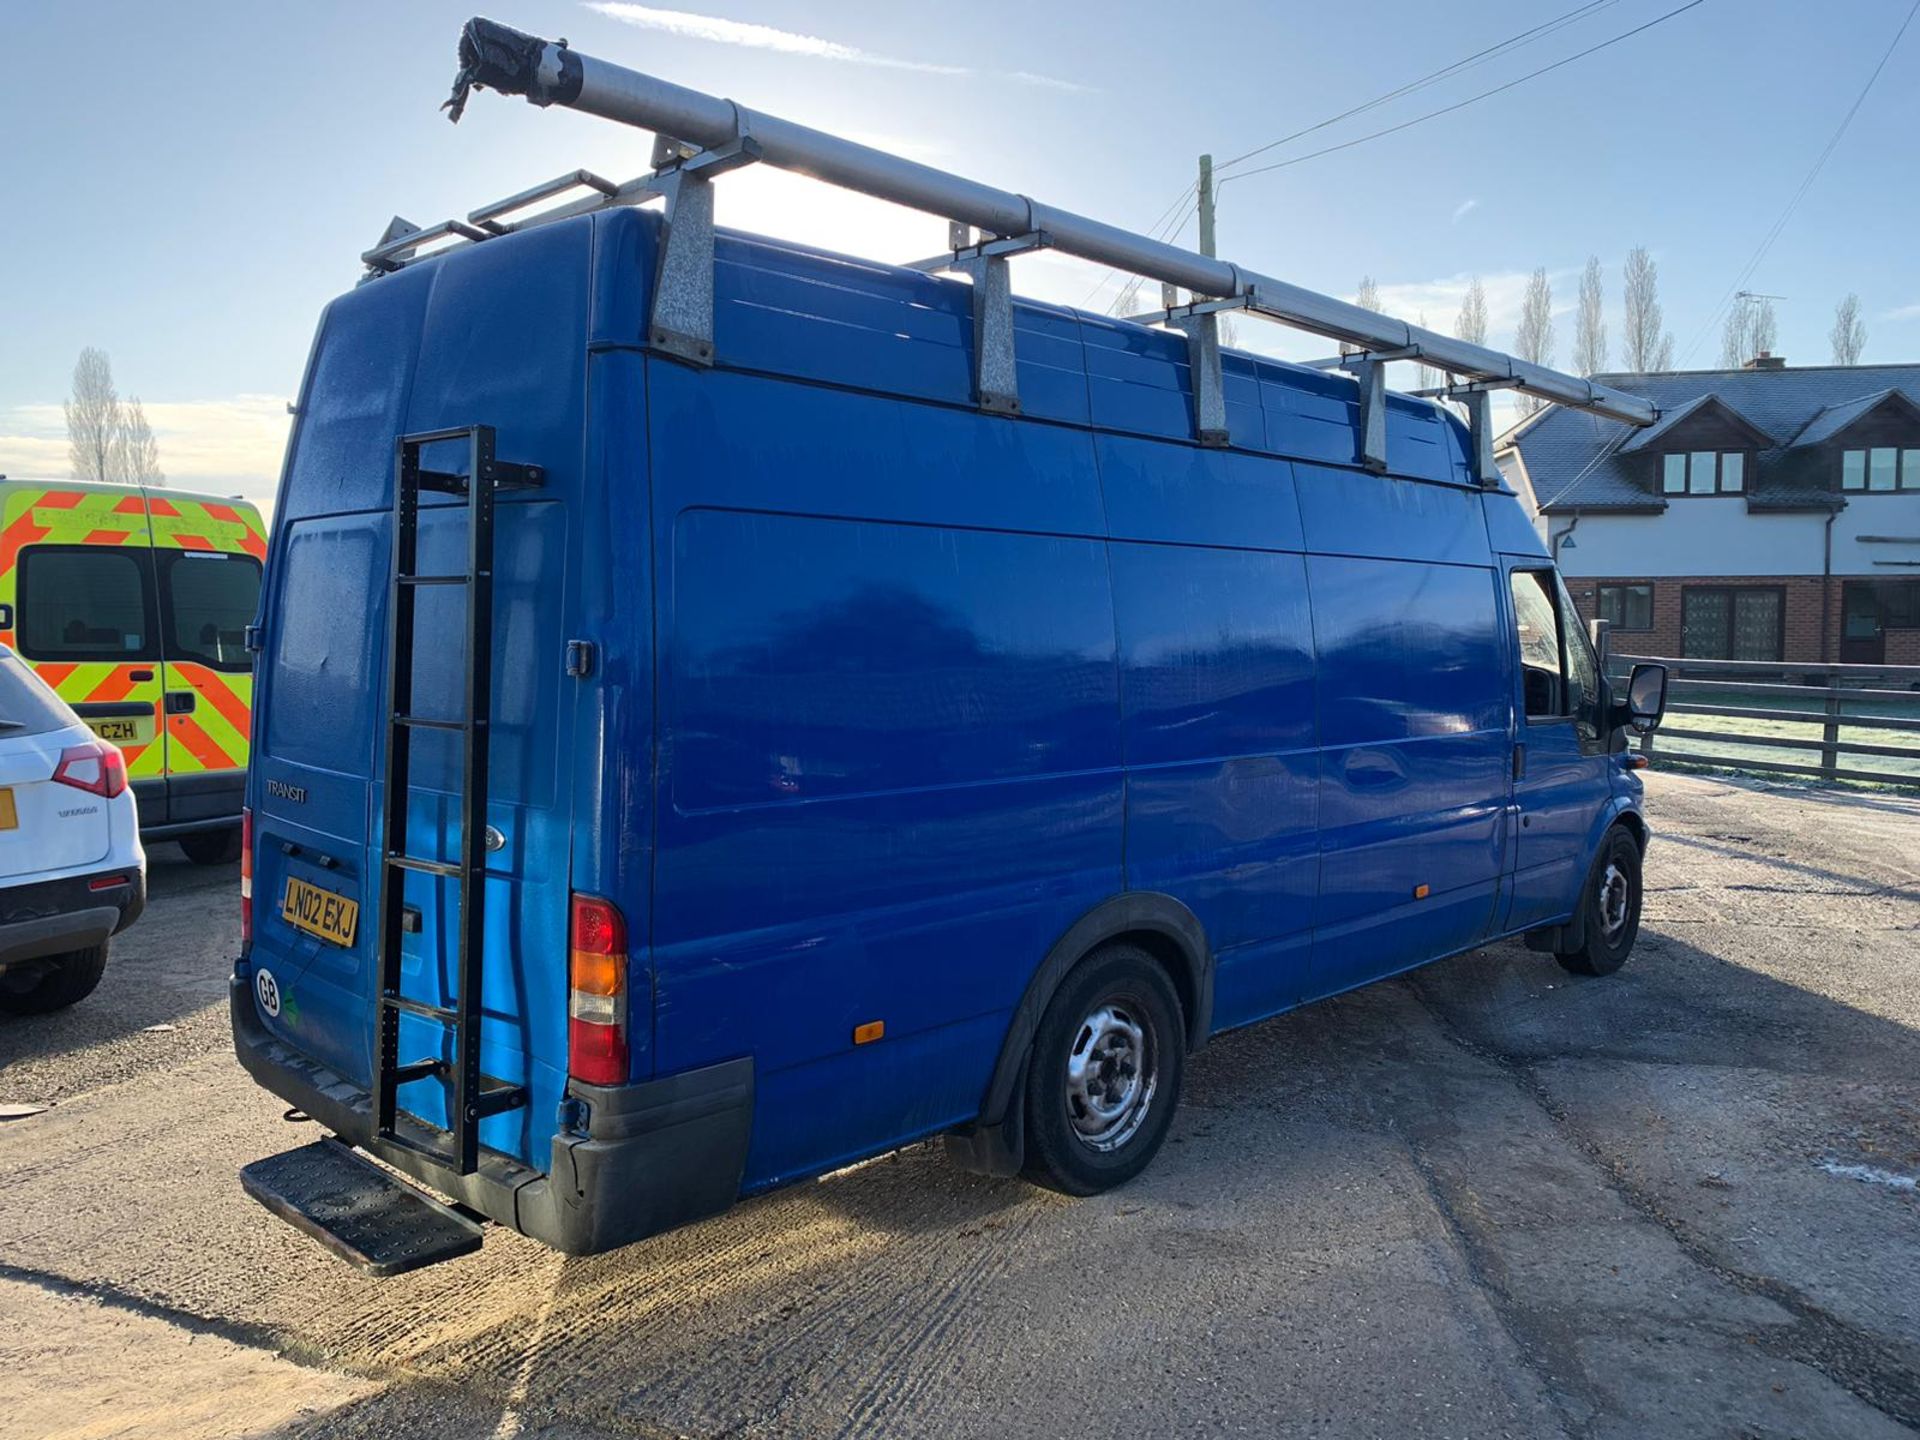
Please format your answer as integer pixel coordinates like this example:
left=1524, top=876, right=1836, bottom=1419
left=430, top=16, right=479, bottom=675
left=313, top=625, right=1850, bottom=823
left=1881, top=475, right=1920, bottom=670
left=1076, top=0, right=1626, bottom=312
left=1213, top=0, right=1622, bottom=176
left=1681, top=0, right=1919, bottom=364
left=1215, top=0, right=1709, bottom=189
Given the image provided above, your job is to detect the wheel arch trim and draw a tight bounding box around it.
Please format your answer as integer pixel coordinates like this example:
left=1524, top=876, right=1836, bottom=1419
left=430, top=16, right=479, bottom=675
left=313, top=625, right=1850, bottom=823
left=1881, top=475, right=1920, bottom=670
left=945, top=891, right=1212, bottom=1178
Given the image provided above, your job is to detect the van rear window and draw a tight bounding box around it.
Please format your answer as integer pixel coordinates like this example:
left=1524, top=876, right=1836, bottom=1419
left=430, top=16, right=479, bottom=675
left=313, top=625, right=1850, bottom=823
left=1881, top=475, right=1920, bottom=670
left=161, top=551, right=262, bottom=671
left=265, top=519, right=377, bottom=774
left=16, top=545, right=156, bottom=662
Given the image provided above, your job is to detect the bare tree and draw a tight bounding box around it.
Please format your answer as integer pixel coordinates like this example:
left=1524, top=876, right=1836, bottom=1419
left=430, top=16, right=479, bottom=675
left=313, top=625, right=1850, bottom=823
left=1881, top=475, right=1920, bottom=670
left=1720, top=295, right=1780, bottom=368
left=1718, top=306, right=1748, bottom=368
left=1621, top=247, right=1672, bottom=372
left=1513, top=268, right=1555, bottom=416
left=1574, top=256, right=1607, bottom=376
left=1416, top=310, right=1440, bottom=392
left=119, top=399, right=165, bottom=486
left=1830, top=293, right=1867, bottom=365
left=61, top=348, right=163, bottom=484
left=65, top=348, right=121, bottom=483
left=1455, top=276, right=1488, bottom=346
left=1340, top=276, right=1384, bottom=355
left=1752, top=298, right=1778, bottom=360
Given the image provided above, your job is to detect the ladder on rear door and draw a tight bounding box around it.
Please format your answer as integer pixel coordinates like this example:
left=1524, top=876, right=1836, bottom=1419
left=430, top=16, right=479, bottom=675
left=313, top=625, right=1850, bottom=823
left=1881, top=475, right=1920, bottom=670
left=374, top=425, right=544, bottom=1177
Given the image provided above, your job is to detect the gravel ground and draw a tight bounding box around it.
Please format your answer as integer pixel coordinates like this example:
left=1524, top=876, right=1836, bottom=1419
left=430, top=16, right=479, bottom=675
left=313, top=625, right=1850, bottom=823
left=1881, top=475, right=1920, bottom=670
left=1, top=772, right=1916, bottom=1440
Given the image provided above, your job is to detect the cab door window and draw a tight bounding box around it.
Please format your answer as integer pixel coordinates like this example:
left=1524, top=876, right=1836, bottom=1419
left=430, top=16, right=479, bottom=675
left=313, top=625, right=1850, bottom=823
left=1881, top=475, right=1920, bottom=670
left=1509, top=568, right=1601, bottom=744
left=1510, top=570, right=1565, bottom=718
left=158, top=551, right=262, bottom=670
left=16, top=545, right=158, bottom=662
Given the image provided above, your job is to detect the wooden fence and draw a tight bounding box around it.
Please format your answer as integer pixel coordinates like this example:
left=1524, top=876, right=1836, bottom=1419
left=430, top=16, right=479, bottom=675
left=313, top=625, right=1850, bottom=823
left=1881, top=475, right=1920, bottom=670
left=1605, top=652, right=1920, bottom=789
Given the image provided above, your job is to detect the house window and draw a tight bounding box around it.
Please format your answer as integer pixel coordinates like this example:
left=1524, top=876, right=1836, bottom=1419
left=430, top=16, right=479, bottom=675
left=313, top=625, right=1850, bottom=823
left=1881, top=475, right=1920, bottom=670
left=1596, top=583, right=1654, bottom=631
left=1877, top=580, right=1920, bottom=629
left=1842, top=447, right=1918, bottom=491
left=1682, top=586, right=1784, bottom=662
left=1662, top=451, right=1746, bottom=494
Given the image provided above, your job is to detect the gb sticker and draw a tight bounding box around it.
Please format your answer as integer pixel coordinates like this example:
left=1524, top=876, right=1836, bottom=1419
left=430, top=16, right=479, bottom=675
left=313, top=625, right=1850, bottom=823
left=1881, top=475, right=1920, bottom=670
left=254, top=967, right=282, bottom=1019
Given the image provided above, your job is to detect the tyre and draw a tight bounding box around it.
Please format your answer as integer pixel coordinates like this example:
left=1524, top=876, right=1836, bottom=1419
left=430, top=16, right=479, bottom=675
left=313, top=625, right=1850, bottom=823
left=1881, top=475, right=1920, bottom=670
left=180, top=827, right=242, bottom=865
left=0, top=942, right=110, bottom=1015
left=1021, top=942, right=1186, bottom=1197
left=1556, top=827, right=1642, bottom=977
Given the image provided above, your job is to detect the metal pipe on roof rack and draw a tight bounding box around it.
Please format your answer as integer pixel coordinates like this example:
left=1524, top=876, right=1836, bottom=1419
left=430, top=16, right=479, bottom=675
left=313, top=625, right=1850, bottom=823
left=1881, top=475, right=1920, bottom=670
left=446, top=18, right=1656, bottom=428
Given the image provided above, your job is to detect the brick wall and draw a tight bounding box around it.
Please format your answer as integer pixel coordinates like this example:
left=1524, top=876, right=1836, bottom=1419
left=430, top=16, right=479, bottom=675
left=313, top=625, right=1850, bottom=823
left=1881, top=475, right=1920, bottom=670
left=1564, top=574, right=1839, bottom=663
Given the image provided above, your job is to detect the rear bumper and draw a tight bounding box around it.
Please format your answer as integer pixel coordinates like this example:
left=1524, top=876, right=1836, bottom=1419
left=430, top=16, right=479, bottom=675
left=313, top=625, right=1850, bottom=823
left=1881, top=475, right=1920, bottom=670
left=227, top=969, right=753, bottom=1256
left=134, top=770, right=246, bottom=838
left=0, top=868, right=146, bottom=970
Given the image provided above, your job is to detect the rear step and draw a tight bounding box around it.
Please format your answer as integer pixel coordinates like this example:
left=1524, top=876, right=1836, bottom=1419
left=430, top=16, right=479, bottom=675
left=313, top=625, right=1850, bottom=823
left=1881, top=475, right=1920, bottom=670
left=241, top=1139, right=483, bottom=1277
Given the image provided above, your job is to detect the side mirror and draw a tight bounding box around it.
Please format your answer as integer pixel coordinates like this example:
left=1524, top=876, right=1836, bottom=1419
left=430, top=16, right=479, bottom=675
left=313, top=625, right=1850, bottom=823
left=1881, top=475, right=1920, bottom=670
left=1625, top=663, right=1667, bottom=733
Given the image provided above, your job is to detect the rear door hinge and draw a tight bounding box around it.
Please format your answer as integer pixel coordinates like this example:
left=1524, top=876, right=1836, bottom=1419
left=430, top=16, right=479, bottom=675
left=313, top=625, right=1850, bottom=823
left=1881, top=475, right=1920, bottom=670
left=565, top=639, right=595, bottom=678
left=245, top=623, right=264, bottom=654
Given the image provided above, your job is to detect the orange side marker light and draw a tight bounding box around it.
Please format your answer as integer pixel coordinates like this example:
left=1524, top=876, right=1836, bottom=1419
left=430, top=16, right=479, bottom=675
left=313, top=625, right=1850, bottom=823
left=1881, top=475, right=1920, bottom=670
left=853, top=1020, right=885, bottom=1045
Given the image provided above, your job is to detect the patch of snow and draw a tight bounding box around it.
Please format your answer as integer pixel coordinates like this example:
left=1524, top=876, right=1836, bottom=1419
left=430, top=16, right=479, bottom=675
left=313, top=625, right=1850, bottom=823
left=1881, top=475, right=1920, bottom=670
left=1817, top=1159, right=1919, bottom=1193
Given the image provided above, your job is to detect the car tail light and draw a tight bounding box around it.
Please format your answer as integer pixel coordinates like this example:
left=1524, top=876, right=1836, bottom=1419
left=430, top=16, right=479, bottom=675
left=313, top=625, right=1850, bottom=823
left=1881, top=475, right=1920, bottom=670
left=52, top=741, right=127, bottom=799
left=240, top=807, right=253, bottom=951
left=568, top=893, right=628, bottom=1086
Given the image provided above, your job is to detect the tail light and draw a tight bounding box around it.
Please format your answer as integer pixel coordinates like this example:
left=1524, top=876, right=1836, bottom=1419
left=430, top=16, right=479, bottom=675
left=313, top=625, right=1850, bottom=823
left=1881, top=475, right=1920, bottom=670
left=52, top=741, right=127, bottom=799
left=240, top=807, right=253, bottom=951
left=568, top=893, right=628, bottom=1086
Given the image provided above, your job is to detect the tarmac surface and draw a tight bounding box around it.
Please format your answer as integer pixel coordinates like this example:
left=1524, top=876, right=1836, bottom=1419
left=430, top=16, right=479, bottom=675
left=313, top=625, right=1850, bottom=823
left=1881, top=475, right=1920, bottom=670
left=1, top=770, right=1916, bottom=1439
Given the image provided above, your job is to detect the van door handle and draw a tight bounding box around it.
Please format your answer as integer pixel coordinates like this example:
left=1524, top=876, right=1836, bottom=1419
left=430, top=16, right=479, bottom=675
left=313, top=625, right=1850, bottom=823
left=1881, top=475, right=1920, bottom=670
left=165, top=691, right=196, bottom=715
left=128, top=668, right=155, bottom=683
left=1512, top=743, right=1526, bottom=780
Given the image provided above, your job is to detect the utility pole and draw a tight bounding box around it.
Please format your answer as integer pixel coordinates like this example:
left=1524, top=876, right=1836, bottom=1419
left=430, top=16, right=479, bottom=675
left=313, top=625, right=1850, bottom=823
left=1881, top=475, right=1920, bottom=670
left=1197, top=153, right=1216, bottom=258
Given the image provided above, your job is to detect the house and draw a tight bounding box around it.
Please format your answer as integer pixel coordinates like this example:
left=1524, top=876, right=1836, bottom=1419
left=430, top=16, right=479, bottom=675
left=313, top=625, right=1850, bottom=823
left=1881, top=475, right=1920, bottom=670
left=1499, top=357, right=1920, bottom=666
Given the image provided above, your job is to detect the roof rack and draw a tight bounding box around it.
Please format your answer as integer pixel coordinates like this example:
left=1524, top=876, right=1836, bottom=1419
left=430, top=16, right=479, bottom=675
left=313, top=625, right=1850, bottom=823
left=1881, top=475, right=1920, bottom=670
left=389, top=17, right=1658, bottom=481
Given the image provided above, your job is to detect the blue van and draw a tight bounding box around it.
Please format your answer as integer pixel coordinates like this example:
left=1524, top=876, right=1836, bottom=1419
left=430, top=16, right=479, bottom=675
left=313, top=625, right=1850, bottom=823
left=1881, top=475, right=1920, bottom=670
left=233, top=186, right=1668, bottom=1265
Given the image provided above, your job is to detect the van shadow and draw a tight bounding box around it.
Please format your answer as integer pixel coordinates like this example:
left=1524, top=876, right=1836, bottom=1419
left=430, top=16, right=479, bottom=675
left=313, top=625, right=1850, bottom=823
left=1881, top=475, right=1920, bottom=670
left=307, top=907, right=1919, bottom=1438
left=0, top=846, right=236, bottom=1086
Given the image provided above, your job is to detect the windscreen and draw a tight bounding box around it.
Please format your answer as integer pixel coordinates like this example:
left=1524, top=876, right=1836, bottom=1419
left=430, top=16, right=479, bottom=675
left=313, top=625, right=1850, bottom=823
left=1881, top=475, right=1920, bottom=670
left=0, top=650, right=78, bottom=737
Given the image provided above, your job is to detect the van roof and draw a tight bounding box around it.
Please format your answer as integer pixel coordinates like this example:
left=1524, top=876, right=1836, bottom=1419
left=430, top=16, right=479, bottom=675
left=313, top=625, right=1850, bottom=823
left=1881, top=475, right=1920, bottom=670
left=0, top=478, right=264, bottom=515
left=325, top=207, right=1492, bottom=498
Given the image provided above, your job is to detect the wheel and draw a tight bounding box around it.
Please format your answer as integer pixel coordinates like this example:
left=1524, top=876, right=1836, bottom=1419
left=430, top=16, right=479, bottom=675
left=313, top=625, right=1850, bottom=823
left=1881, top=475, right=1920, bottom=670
left=1556, top=828, right=1642, bottom=977
left=1021, top=943, right=1186, bottom=1197
left=180, top=827, right=242, bottom=865
left=0, top=942, right=110, bottom=1014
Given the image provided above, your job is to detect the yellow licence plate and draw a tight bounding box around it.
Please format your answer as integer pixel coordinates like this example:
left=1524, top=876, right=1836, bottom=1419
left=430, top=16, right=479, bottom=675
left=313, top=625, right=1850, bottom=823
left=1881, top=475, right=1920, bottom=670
left=282, top=876, right=359, bottom=948
left=0, top=788, right=15, bottom=831
left=87, top=718, right=143, bottom=744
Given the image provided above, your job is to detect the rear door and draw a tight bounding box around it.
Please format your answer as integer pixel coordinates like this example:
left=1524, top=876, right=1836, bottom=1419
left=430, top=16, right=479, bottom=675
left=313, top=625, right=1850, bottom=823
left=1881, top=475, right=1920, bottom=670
left=150, top=495, right=267, bottom=811
left=249, top=471, right=575, bottom=1166
left=0, top=488, right=169, bottom=812
left=1501, top=562, right=1610, bottom=933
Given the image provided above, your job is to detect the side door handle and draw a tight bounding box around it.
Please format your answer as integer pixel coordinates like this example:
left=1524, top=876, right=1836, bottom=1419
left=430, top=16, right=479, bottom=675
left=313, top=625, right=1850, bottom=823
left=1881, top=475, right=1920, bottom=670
left=1512, top=743, right=1526, bottom=780
left=165, top=690, right=197, bottom=715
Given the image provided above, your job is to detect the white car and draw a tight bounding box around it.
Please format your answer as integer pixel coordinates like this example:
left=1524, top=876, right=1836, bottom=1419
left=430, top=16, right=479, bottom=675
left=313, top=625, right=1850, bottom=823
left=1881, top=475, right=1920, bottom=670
left=0, top=645, right=146, bottom=1013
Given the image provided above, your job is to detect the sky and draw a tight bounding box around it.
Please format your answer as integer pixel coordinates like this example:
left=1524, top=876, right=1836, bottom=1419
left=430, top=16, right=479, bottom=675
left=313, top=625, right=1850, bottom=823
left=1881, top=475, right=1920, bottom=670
left=2, top=0, right=1917, bottom=512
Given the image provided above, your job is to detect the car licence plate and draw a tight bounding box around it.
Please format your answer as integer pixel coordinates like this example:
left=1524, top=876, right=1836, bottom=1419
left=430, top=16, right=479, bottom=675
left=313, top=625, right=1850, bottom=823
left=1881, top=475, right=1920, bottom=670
left=0, top=788, right=14, bottom=831
left=282, top=876, right=359, bottom=947
left=87, top=717, right=142, bottom=744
